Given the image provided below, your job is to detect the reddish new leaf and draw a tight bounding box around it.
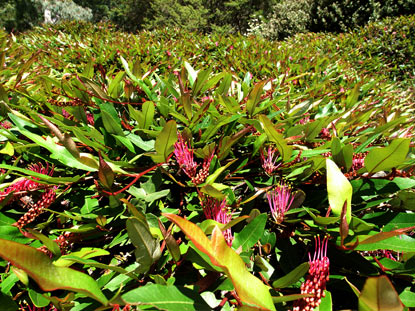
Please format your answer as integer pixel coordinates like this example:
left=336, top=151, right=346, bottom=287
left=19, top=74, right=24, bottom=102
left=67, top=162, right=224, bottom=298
left=0, top=238, right=108, bottom=306
left=163, top=213, right=276, bottom=311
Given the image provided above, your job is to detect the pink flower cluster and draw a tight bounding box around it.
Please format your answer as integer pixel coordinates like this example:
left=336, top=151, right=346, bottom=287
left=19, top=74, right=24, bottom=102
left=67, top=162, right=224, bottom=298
left=266, top=183, right=294, bottom=223
left=173, top=134, right=214, bottom=185
left=292, top=236, right=330, bottom=311
left=0, top=163, right=57, bottom=228
left=260, top=146, right=281, bottom=176
left=19, top=303, right=57, bottom=311
left=201, top=195, right=233, bottom=246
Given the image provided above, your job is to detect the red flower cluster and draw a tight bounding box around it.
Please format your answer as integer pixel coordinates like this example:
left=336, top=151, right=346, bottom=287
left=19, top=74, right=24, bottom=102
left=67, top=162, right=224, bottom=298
left=266, top=182, right=294, bottom=223
left=173, top=134, right=214, bottom=185
left=0, top=163, right=57, bottom=228
left=293, top=236, right=330, bottom=311
left=201, top=195, right=233, bottom=246
left=260, top=146, right=281, bottom=176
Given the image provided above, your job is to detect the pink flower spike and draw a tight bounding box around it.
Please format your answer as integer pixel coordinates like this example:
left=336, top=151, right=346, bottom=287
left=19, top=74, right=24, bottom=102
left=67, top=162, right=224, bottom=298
left=0, top=162, right=54, bottom=205
left=174, top=134, right=197, bottom=179
left=192, top=150, right=215, bottom=185
left=266, top=183, right=294, bottom=223
left=293, top=236, right=330, bottom=311
left=201, top=195, right=233, bottom=246
left=261, top=146, right=280, bottom=176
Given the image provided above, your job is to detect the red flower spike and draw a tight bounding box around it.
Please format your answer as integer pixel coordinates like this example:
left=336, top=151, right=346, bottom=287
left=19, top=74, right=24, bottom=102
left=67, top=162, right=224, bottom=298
left=201, top=195, right=233, bottom=246
left=260, top=146, right=280, bottom=176
left=174, top=134, right=197, bottom=179
left=0, top=163, right=54, bottom=206
left=192, top=150, right=215, bottom=185
left=292, top=236, right=330, bottom=311
left=19, top=303, right=57, bottom=311
left=266, top=183, right=294, bottom=224
left=15, top=187, right=57, bottom=228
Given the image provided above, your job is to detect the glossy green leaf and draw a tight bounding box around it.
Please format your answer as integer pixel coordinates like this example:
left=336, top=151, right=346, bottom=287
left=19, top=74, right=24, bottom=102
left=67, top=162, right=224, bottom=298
left=272, top=262, right=309, bottom=289
left=259, top=115, right=293, bottom=162
left=319, top=290, right=333, bottom=311
left=164, top=213, right=276, bottom=311
left=140, top=100, right=155, bottom=130
left=359, top=226, right=415, bottom=245
left=26, top=228, right=61, bottom=258
left=126, top=217, right=161, bottom=274
left=358, top=276, right=403, bottom=311
left=101, top=110, right=124, bottom=137
left=233, top=213, right=267, bottom=252
left=192, top=68, right=212, bottom=97
left=29, top=289, right=50, bottom=308
left=246, top=80, right=267, bottom=117
left=0, top=141, right=14, bottom=156
left=0, top=238, right=108, bottom=305
left=355, top=234, right=415, bottom=252
left=108, top=71, right=125, bottom=98
left=122, top=283, right=211, bottom=311
left=151, top=120, right=177, bottom=163
left=326, top=158, right=352, bottom=223
left=364, top=139, right=410, bottom=174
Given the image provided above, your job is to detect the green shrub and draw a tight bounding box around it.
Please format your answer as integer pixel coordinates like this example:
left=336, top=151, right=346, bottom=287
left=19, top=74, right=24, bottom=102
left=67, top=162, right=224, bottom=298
left=37, top=0, right=93, bottom=23
left=248, top=0, right=313, bottom=40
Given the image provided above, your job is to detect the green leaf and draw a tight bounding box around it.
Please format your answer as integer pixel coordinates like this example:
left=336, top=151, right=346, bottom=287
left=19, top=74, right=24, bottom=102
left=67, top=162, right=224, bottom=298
left=108, top=71, right=125, bottom=98
left=120, top=56, right=155, bottom=100
left=0, top=238, right=108, bottom=305
left=246, top=80, right=267, bottom=117
left=192, top=68, right=212, bottom=97
left=164, top=214, right=276, bottom=311
left=140, top=101, right=155, bottom=130
left=233, top=214, right=267, bottom=252
left=364, top=139, right=410, bottom=174
left=359, top=226, right=415, bottom=246
left=0, top=141, right=14, bottom=156
left=29, top=289, right=50, bottom=308
left=101, top=110, right=124, bottom=137
left=259, top=115, right=293, bottom=162
left=326, top=158, right=352, bottom=223
left=355, top=235, right=415, bottom=252
left=25, top=228, right=61, bottom=259
left=122, top=283, right=211, bottom=311
left=272, top=262, right=309, bottom=289
left=319, top=290, right=333, bottom=311
left=358, top=276, right=403, bottom=311
left=152, top=120, right=177, bottom=163
left=184, top=61, right=197, bottom=87
left=126, top=217, right=161, bottom=274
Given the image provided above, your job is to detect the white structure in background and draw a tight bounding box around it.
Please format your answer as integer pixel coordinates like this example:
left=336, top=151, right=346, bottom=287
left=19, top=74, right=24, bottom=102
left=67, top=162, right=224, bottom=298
left=44, top=9, right=56, bottom=24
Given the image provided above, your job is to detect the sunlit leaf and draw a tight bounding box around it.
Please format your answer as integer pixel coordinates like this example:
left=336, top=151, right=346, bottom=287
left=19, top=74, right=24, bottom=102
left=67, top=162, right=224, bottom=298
left=163, top=213, right=276, bottom=311
left=326, top=158, right=352, bottom=223
left=358, top=276, right=403, bottom=311
left=0, top=238, right=108, bottom=305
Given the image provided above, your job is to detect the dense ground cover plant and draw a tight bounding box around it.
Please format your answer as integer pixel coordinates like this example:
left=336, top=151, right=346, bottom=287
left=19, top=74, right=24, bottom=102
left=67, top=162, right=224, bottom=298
left=0, top=15, right=415, bottom=310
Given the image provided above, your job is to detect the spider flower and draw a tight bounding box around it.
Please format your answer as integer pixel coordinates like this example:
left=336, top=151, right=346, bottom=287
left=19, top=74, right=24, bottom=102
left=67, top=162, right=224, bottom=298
left=174, top=133, right=215, bottom=185
left=19, top=303, right=57, bottom=311
left=201, top=195, right=233, bottom=246
left=173, top=134, right=197, bottom=179
left=0, top=163, right=54, bottom=205
left=260, top=146, right=280, bottom=176
left=266, top=183, right=294, bottom=223
left=292, top=236, right=330, bottom=311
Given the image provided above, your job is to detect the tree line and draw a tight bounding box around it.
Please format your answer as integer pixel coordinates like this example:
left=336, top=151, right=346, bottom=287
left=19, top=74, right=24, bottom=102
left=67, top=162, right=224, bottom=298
left=1, top=0, right=415, bottom=39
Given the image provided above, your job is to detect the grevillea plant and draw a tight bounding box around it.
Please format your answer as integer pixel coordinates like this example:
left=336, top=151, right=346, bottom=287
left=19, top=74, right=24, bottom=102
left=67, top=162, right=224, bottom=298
left=0, top=15, right=414, bottom=311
